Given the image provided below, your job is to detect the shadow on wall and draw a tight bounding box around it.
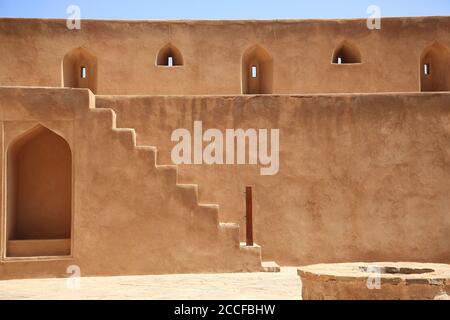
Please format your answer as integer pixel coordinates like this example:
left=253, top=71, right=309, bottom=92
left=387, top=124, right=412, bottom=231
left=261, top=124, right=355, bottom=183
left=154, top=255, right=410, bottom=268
left=6, top=125, right=72, bottom=257
left=420, top=42, right=450, bottom=92
left=242, top=44, right=273, bottom=94
left=62, top=47, right=98, bottom=93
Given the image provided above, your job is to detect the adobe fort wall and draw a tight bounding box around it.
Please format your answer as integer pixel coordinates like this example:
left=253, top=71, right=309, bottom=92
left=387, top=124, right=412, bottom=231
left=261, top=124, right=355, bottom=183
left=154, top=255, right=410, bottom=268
left=98, top=92, right=450, bottom=265
left=0, top=87, right=261, bottom=279
left=0, top=16, right=449, bottom=279
left=0, top=17, right=449, bottom=95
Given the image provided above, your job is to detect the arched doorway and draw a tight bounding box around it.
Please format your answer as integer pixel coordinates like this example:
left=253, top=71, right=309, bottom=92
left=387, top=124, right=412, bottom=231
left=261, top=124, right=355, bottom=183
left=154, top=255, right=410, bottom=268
left=6, top=125, right=72, bottom=257
left=420, top=42, right=450, bottom=92
left=332, top=40, right=362, bottom=64
left=242, top=45, right=273, bottom=94
left=62, top=47, right=98, bottom=93
left=156, top=43, right=184, bottom=66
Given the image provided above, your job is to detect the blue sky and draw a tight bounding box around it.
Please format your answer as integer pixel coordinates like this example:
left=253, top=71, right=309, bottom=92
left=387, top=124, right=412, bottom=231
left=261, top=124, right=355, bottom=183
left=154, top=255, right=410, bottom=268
left=1, top=0, right=450, bottom=19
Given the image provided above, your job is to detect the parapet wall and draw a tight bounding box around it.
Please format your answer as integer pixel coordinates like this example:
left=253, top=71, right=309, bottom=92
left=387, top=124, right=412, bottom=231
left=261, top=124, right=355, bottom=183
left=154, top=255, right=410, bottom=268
left=1, top=17, right=450, bottom=95
left=97, top=92, right=450, bottom=265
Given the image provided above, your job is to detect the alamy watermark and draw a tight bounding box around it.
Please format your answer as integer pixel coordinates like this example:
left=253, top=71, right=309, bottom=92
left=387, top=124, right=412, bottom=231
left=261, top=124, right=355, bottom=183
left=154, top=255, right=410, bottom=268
left=367, top=5, right=381, bottom=30
left=66, top=265, right=81, bottom=289
left=366, top=265, right=382, bottom=290
left=171, top=121, right=279, bottom=176
left=66, top=5, right=81, bottom=30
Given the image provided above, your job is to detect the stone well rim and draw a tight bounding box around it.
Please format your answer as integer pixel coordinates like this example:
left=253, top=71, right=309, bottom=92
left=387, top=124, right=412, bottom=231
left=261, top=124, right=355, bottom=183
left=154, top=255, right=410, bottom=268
left=297, top=262, right=450, bottom=284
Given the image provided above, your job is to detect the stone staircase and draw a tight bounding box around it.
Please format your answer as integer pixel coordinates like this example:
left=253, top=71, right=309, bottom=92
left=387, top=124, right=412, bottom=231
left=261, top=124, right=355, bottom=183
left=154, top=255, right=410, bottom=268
left=88, top=104, right=265, bottom=272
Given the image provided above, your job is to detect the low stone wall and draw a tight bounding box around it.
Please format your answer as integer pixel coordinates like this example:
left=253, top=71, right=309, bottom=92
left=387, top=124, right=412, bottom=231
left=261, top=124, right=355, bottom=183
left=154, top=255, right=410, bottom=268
left=298, top=262, right=450, bottom=300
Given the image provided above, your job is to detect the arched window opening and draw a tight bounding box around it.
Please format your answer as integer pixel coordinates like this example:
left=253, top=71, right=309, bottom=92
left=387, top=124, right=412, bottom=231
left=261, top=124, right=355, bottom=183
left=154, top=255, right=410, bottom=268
left=6, top=125, right=72, bottom=257
left=242, top=45, right=273, bottom=94
left=332, top=41, right=362, bottom=64
left=156, top=44, right=183, bottom=67
left=420, top=42, right=450, bottom=92
left=62, top=47, right=98, bottom=93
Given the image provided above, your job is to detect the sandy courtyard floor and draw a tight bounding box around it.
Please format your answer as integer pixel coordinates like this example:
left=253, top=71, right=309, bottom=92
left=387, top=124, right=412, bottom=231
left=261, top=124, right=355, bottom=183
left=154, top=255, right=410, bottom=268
left=0, top=267, right=301, bottom=300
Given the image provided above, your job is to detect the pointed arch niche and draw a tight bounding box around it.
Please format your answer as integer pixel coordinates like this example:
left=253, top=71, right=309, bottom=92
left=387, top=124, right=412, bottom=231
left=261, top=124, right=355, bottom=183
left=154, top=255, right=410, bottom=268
left=242, top=45, right=273, bottom=94
left=6, top=125, right=72, bottom=257
left=62, top=47, right=98, bottom=93
left=332, top=41, right=362, bottom=64
left=420, top=42, right=450, bottom=92
left=156, top=43, right=184, bottom=66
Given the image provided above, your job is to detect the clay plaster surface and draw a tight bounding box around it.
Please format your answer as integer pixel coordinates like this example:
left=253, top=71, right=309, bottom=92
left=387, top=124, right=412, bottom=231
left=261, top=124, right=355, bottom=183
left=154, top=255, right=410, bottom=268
left=98, top=92, right=450, bottom=266
left=1, top=17, right=450, bottom=94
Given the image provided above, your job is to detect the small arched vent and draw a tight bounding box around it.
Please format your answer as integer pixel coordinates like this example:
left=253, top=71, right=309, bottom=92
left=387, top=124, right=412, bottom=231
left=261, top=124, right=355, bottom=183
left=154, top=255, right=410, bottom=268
left=332, top=41, right=362, bottom=64
left=156, top=44, right=184, bottom=67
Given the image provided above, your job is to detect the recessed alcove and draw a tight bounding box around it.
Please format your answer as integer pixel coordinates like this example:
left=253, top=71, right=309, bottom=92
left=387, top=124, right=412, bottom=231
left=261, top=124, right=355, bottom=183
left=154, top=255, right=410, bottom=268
left=420, top=42, right=450, bottom=92
left=62, top=47, right=98, bottom=93
left=242, top=44, right=273, bottom=94
left=156, top=43, right=184, bottom=66
left=332, top=40, right=362, bottom=64
left=6, top=125, right=72, bottom=257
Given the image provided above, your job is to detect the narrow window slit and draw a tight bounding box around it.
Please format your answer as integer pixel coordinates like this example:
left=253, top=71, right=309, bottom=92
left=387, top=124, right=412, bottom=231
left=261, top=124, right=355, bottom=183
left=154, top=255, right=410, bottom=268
left=81, top=66, right=87, bottom=78
left=424, top=63, right=430, bottom=75
left=251, top=65, right=257, bottom=78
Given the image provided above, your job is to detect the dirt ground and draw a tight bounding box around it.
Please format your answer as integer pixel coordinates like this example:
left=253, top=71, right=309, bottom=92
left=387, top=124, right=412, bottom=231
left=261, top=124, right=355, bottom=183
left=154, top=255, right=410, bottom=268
left=0, top=267, right=301, bottom=300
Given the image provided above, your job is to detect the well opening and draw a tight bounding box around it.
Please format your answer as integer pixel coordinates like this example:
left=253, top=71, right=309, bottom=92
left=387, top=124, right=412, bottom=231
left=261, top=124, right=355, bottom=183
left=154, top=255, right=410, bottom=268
left=359, top=266, right=435, bottom=275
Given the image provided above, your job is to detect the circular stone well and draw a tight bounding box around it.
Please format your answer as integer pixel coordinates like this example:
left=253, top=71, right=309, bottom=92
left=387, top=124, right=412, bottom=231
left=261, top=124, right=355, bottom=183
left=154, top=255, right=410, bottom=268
left=298, top=262, right=450, bottom=300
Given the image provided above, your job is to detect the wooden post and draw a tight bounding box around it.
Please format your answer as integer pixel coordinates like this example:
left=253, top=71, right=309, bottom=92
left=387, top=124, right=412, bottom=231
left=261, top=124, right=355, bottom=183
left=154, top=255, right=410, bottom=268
left=245, top=186, right=253, bottom=246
